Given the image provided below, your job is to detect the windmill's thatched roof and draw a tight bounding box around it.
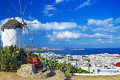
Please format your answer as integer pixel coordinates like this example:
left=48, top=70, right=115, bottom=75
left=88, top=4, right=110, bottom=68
left=1, top=18, right=22, bottom=30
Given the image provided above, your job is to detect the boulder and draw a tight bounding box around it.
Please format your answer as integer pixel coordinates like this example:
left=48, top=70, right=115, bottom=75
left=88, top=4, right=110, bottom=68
left=17, top=64, right=37, bottom=77
left=17, top=64, right=50, bottom=79
left=31, top=70, right=50, bottom=79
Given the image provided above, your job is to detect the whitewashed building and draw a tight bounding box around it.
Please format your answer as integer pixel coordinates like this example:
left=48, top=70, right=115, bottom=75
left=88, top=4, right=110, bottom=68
left=1, top=18, right=23, bottom=47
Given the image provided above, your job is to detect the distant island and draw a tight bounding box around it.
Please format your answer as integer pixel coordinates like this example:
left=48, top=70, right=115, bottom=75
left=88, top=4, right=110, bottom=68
left=72, top=48, right=85, bottom=50
left=23, top=45, right=64, bottom=51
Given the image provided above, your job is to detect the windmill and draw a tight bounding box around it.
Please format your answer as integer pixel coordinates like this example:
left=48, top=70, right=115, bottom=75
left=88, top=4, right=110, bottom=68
left=1, top=0, right=36, bottom=47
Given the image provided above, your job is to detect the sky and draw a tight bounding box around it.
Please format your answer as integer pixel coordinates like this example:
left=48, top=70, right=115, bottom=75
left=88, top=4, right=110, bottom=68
left=0, top=0, right=120, bottom=48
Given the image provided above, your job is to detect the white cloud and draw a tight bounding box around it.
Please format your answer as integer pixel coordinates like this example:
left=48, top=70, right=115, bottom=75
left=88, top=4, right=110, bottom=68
left=66, top=38, right=71, bottom=42
left=55, top=0, right=69, bottom=4
left=43, top=5, right=57, bottom=17
left=55, top=0, right=64, bottom=4
left=115, top=18, right=120, bottom=23
left=89, top=33, right=108, bottom=38
left=79, top=25, right=88, bottom=32
left=55, top=31, right=81, bottom=39
left=30, top=21, right=77, bottom=30
left=47, top=31, right=82, bottom=41
left=107, top=41, right=113, bottom=43
left=0, top=18, right=10, bottom=28
left=100, top=41, right=105, bottom=43
left=96, top=39, right=103, bottom=41
left=116, top=36, right=120, bottom=39
left=47, top=31, right=113, bottom=41
left=96, top=39, right=114, bottom=43
left=75, top=0, right=96, bottom=10
left=87, top=18, right=113, bottom=26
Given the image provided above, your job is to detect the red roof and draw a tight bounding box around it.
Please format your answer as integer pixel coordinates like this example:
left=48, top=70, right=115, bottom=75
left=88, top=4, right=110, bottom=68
left=115, top=62, right=120, bottom=67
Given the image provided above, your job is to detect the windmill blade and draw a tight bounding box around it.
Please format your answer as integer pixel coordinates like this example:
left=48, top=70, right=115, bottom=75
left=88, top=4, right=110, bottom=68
left=27, top=23, right=37, bottom=24
left=19, top=0, right=24, bottom=23
left=25, top=13, right=32, bottom=23
left=10, top=0, right=21, bottom=17
left=25, top=26, right=34, bottom=44
left=22, top=5, right=26, bottom=20
left=26, top=28, right=36, bottom=34
left=4, top=10, right=19, bottom=22
left=4, top=10, right=14, bottom=18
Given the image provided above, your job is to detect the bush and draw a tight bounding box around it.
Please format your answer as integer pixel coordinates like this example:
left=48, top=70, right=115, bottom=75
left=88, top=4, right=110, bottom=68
left=0, top=45, right=27, bottom=71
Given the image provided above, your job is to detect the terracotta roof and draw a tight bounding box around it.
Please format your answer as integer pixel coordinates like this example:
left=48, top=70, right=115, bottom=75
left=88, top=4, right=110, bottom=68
left=115, top=62, right=120, bottom=67
left=1, top=18, right=22, bottom=30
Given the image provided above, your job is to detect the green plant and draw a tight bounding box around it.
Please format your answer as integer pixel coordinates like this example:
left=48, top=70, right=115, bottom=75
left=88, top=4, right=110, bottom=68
left=0, top=45, right=27, bottom=71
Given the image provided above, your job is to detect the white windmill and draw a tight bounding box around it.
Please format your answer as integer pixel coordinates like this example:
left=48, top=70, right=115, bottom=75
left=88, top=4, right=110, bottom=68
left=1, top=0, right=36, bottom=47
left=1, top=18, right=23, bottom=47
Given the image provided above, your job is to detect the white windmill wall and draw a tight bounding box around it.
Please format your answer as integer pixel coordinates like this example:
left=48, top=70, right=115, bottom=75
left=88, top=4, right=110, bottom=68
left=1, top=28, right=23, bottom=47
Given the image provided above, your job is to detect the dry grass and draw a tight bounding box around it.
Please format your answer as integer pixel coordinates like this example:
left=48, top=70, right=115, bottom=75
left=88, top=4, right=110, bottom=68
left=0, top=71, right=65, bottom=80
left=0, top=71, right=120, bottom=80
left=70, top=75, right=120, bottom=80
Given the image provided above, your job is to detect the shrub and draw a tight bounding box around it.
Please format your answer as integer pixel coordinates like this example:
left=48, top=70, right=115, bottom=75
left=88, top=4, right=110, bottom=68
left=0, top=45, right=27, bottom=71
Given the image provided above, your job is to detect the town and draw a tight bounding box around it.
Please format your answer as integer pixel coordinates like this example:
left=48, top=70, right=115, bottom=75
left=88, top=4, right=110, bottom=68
left=38, top=52, right=120, bottom=75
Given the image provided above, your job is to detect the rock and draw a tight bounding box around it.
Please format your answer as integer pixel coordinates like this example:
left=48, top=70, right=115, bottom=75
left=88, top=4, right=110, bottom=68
left=17, top=64, right=51, bottom=79
left=31, top=70, right=50, bottom=79
left=17, top=64, right=37, bottom=77
left=55, top=70, right=67, bottom=80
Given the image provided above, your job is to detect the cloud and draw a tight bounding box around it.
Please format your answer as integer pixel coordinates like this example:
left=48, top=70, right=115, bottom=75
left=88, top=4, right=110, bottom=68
left=107, top=40, right=113, bottom=43
left=87, top=18, right=113, bottom=26
left=75, top=0, right=96, bottom=11
left=55, top=0, right=70, bottom=4
left=0, top=18, right=10, bottom=28
left=96, top=38, right=114, bottom=43
left=47, top=31, right=82, bottom=41
left=96, top=38, right=103, bottom=41
left=30, top=20, right=77, bottom=30
left=89, top=33, right=112, bottom=38
left=43, top=5, right=57, bottom=17
left=115, top=18, right=120, bottom=23
left=47, top=31, right=113, bottom=41
left=55, top=0, right=64, bottom=4
left=79, top=25, right=88, bottom=32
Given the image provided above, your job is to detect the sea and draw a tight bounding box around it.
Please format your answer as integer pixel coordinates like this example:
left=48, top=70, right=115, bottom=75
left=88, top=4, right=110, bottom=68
left=31, top=48, right=120, bottom=55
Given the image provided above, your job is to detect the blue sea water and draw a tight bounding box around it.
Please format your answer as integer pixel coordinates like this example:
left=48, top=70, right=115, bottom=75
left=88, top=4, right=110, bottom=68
left=31, top=48, right=120, bottom=55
